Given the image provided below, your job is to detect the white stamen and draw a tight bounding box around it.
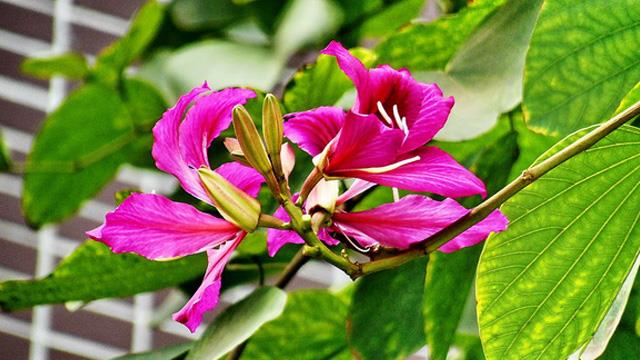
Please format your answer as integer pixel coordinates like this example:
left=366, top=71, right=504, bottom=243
left=392, top=104, right=403, bottom=128
left=336, top=225, right=371, bottom=253
left=357, top=155, right=421, bottom=174
left=399, top=117, right=409, bottom=136
left=392, top=187, right=400, bottom=202
left=377, top=101, right=393, bottom=125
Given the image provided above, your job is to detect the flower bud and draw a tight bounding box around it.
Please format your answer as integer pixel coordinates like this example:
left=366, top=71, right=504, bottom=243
left=197, top=167, right=261, bottom=232
left=262, top=94, right=284, bottom=164
left=232, top=106, right=272, bottom=175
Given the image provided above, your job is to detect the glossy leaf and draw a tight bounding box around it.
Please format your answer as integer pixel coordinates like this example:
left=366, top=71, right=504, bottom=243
left=21, top=53, right=89, bottom=80
left=170, top=0, right=244, bottom=31
left=186, top=287, right=286, bottom=360
left=283, top=48, right=375, bottom=113
left=425, top=131, right=520, bottom=360
left=376, top=0, right=506, bottom=71
left=349, top=257, right=427, bottom=360
left=477, top=126, right=640, bottom=359
left=523, top=0, right=640, bottom=136
left=23, top=84, right=136, bottom=226
left=242, top=290, right=351, bottom=359
left=0, top=241, right=206, bottom=311
left=615, top=82, right=640, bottom=120
left=351, top=0, right=424, bottom=41
left=415, top=0, right=543, bottom=141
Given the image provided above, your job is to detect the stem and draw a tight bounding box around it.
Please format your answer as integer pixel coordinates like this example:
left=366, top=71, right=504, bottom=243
left=257, top=214, right=290, bottom=230
left=297, top=167, right=323, bottom=206
left=358, top=99, right=640, bottom=276
left=226, top=249, right=309, bottom=360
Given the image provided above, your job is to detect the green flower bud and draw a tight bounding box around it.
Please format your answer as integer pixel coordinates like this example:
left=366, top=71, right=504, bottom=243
left=232, top=105, right=272, bottom=175
left=262, top=94, right=284, bottom=168
left=198, top=167, right=261, bottom=232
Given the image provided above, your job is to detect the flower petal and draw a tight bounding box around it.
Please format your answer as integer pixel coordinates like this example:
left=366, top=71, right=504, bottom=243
left=178, top=87, right=256, bottom=170
left=266, top=205, right=303, bottom=257
left=281, top=142, right=296, bottom=180
left=86, top=193, right=240, bottom=260
left=173, top=233, right=244, bottom=332
left=213, top=162, right=264, bottom=198
left=344, top=146, right=486, bottom=198
left=284, top=106, right=346, bottom=156
left=332, top=195, right=507, bottom=250
left=336, top=179, right=376, bottom=206
left=152, top=83, right=211, bottom=202
left=320, top=41, right=369, bottom=102
left=326, top=112, right=404, bottom=173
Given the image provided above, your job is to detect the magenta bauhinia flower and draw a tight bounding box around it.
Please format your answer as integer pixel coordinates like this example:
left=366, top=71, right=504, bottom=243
left=284, top=41, right=485, bottom=198
left=267, top=180, right=508, bottom=256
left=87, top=83, right=261, bottom=332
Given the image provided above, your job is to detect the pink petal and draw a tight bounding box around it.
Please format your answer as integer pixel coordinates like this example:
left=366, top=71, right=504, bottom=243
left=343, top=146, right=486, bottom=198
left=336, top=180, right=376, bottom=206
left=152, top=83, right=211, bottom=202
left=179, top=88, right=255, bottom=168
left=86, top=193, right=240, bottom=260
left=173, top=233, right=244, bottom=332
left=332, top=195, right=507, bottom=250
left=213, top=162, right=263, bottom=198
left=320, top=41, right=369, bottom=105
left=326, top=112, right=404, bottom=173
left=284, top=106, right=346, bottom=156
left=281, top=143, right=296, bottom=180
left=266, top=205, right=304, bottom=257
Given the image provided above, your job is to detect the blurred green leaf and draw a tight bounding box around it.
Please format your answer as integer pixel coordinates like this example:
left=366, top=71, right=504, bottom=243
left=274, top=0, right=343, bottom=58
left=23, top=84, right=137, bottom=226
left=507, top=111, right=559, bottom=181
left=425, top=131, right=519, bottom=360
left=186, top=287, right=287, bottom=360
left=599, top=330, right=640, bottom=360
left=242, top=290, right=351, bottom=359
left=615, top=82, right=640, bottom=125
left=0, top=240, right=206, bottom=311
left=346, top=0, right=424, bottom=42
left=523, top=0, right=640, bottom=136
left=349, top=257, right=427, bottom=360
left=171, top=0, right=245, bottom=31
left=451, top=334, right=485, bottom=360
left=93, top=1, right=166, bottom=86
left=143, top=40, right=283, bottom=100
left=477, top=125, right=640, bottom=359
left=415, top=0, right=542, bottom=141
left=123, top=77, right=168, bottom=128
left=21, top=53, right=88, bottom=80
left=0, top=130, right=11, bottom=172
left=113, top=343, right=192, bottom=360
left=283, top=48, right=375, bottom=113
left=376, top=0, right=506, bottom=70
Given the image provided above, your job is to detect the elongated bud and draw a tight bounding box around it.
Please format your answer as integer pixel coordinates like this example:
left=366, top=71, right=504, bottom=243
left=232, top=106, right=272, bottom=175
left=197, top=167, right=261, bottom=232
left=262, top=94, right=284, bottom=168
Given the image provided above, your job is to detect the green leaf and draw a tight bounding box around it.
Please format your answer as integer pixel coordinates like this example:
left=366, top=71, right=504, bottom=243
left=0, top=240, right=206, bottom=311
left=186, top=287, right=286, bottom=360
left=425, top=132, right=520, bottom=360
left=123, top=77, right=168, bottom=128
left=414, top=0, right=543, bottom=141
left=615, top=81, right=640, bottom=116
left=170, top=0, right=244, bottom=32
left=353, top=0, right=424, bottom=41
left=283, top=48, right=375, bottom=113
left=477, top=125, right=640, bottom=359
left=94, top=1, right=165, bottom=85
left=113, top=343, right=192, bottom=360
left=21, top=53, right=89, bottom=80
left=23, top=84, right=136, bottom=226
left=242, top=290, right=351, bottom=359
left=349, top=257, right=427, bottom=360
left=0, top=130, right=11, bottom=172
left=376, top=0, right=506, bottom=71
left=523, top=0, right=640, bottom=136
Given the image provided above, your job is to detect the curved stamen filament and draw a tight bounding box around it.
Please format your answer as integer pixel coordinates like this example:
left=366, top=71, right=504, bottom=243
left=357, top=155, right=421, bottom=174
left=377, top=101, right=393, bottom=125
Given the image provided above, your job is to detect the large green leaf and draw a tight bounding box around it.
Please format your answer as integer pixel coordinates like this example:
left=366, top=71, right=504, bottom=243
left=376, top=0, right=506, bottom=71
left=170, top=0, right=244, bottom=31
left=477, top=125, right=640, bottom=359
left=23, top=84, right=136, bottom=226
left=21, top=53, right=89, bottom=80
left=425, top=131, right=520, bottom=360
left=346, top=0, right=424, bottom=42
left=415, top=0, right=543, bottom=141
left=242, top=290, right=351, bottom=359
left=348, top=257, right=427, bottom=360
left=523, top=0, right=640, bottom=136
left=283, top=48, right=375, bottom=113
left=186, top=287, right=286, bottom=360
left=599, top=330, right=640, bottom=360
left=0, top=241, right=206, bottom=311
left=615, top=82, right=640, bottom=117
left=113, top=343, right=192, bottom=360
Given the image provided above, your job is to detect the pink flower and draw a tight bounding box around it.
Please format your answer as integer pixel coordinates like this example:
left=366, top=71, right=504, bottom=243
left=267, top=180, right=508, bottom=256
left=284, top=41, right=485, bottom=198
left=87, top=83, right=260, bottom=332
